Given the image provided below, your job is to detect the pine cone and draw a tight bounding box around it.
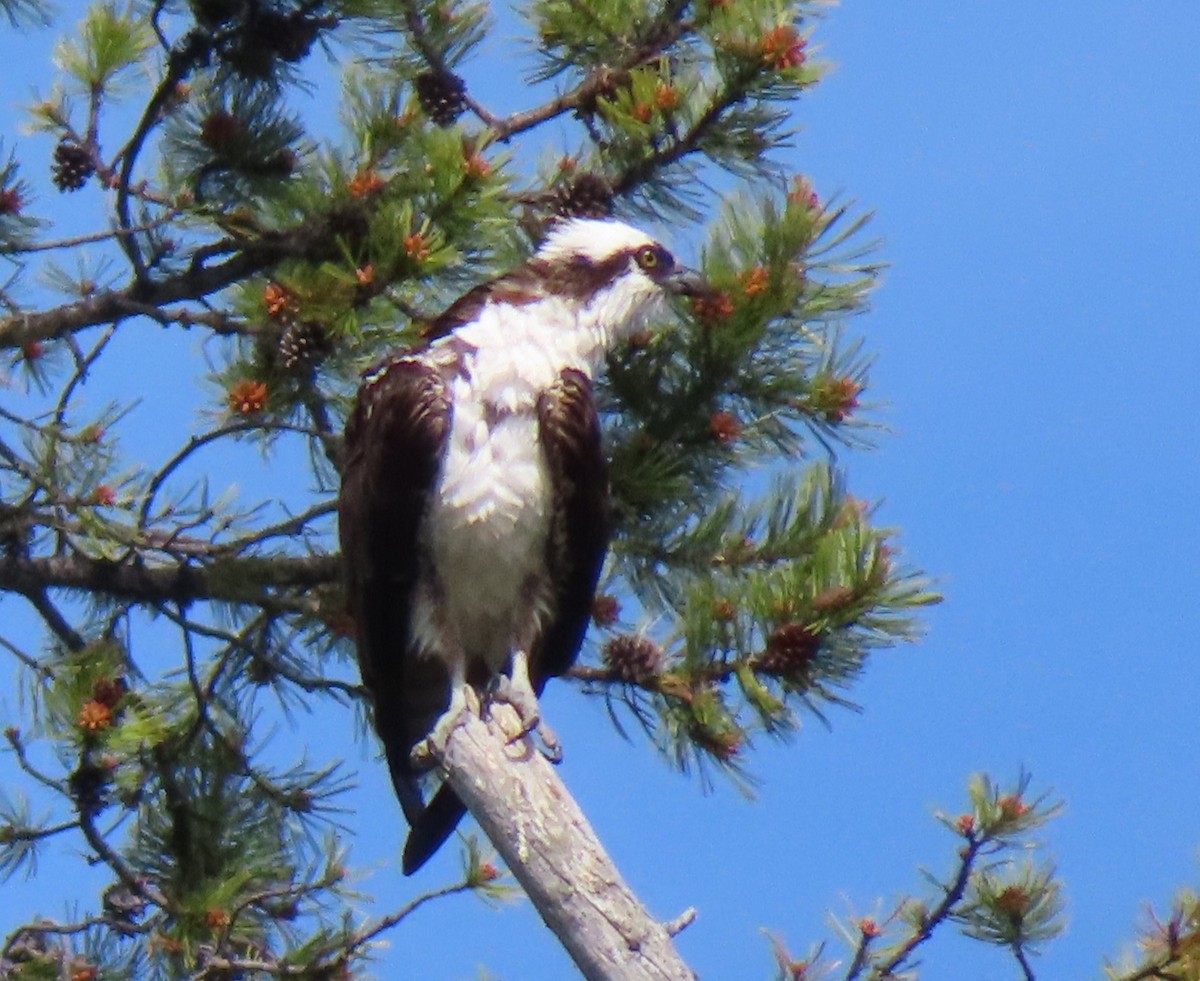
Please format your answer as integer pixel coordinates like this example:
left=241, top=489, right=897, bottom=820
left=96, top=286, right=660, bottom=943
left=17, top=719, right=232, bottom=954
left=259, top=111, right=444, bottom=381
left=273, top=11, right=322, bottom=63
left=602, top=634, right=663, bottom=683
left=415, top=70, right=468, bottom=127
left=68, top=759, right=111, bottom=816
left=189, top=0, right=242, bottom=29
left=279, top=320, right=331, bottom=370
left=5, top=929, right=50, bottom=963
left=554, top=173, right=614, bottom=219
left=759, top=622, right=820, bottom=678
left=51, top=139, right=94, bottom=192
left=103, top=883, right=148, bottom=927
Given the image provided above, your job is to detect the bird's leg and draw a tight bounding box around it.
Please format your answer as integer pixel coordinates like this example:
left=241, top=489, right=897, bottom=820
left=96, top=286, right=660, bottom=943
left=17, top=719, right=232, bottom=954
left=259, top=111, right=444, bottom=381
left=411, top=664, right=477, bottom=767
left=487, top=649, right=562, bottom=763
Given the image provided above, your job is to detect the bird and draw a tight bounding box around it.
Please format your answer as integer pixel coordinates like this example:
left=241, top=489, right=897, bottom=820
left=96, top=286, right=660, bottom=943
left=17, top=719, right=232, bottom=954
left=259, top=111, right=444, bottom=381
left=338, top=217, right=702, bottom=875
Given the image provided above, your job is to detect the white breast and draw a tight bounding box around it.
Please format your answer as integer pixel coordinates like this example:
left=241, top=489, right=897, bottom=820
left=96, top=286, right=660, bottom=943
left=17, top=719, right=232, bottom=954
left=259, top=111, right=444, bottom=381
left=421, top=302, right=586, bottom=668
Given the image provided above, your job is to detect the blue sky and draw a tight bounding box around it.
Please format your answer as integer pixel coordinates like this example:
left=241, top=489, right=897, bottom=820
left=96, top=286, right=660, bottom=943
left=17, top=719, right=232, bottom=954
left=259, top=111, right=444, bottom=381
left=2, top=2, right=1199, bottom=978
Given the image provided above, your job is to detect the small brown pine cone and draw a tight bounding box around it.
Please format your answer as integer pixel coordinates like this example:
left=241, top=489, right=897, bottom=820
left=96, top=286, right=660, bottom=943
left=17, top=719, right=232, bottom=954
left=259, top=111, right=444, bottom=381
left=272, top=12, right=322, bottom=63
left=602, top=634, right=663, bottom=683
left=279, top=320, right=331, bottom=369
left=189, top=0, right=241, bottom=29
left=52, top=139, right=94, bottom=192
left=415, top=70, right=468, bottom=127
left=91, top=675, right=128, bottom=708
left=68, top=759, right=111, bottom=815
left=760, top=622, right=820, bottom=677
left=5, top=929, right=50, bottom=963
left=554, top=173, right=614, bottom=219
left=200, top=109, right=243, bottom=150
left=811, top=584, right=856, bottom=614
left=591, top=593, right=620, bottom=627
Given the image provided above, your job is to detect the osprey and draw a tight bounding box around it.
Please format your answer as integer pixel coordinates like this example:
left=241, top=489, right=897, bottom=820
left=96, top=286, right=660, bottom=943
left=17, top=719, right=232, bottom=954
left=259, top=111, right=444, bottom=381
left=339, top=218, right=700, bottom=874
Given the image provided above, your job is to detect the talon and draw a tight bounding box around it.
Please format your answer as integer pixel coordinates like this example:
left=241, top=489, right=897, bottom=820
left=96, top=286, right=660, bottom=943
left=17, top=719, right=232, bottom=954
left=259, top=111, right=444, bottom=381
left=536, top=720, right=563, bottom=764
left=410, top=685, right=475, bottom=766
left=486, top=650, right=564, bottom=763
left=486, top=674, right=541, bottom=736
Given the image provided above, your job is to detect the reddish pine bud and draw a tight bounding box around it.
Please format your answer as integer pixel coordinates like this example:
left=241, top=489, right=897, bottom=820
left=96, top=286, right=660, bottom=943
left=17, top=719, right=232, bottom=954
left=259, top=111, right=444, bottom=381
left=859, top=917, right=881, bottom=939
left=0, top=185, right=23, bottom=216
left=709, top=410, right=742, bottom=446
left=347, top=168, right=385, bottom=199
left=654, top=83, right=680, bottom=112
left=955, top=813, right=975, bottom=836
left=998, top=794, right=1030, bottom=819
left=739, top=265, right=769, bottom=297
left=691, top=290, right=735, bottom=322
left=263, top=282, right=295, bottom=319
left=995, top=885, right=1030, bottom=918
left=788, top=175, right=820, bottom=211
left=810, top=375, right=863, bottom=423
left=591, top=593, right=620, bottom=627
left=761, top=25, right=807, bottom=69
left=630, top=101, right=653, bottom=124
left=403, top=232, right=431, bottom=262
left=21, top=340, right=44, bottom=361
left=463, top=151, right=490, bottom=180
left=204, top=908, right=231, bottom=931
left=228, top=379, right=268, bottom=415
left=479, top=862, right=500, bottom=882
left=92, top=484, right=116, bottom=506
left=77, top=700, right=113, bottom=731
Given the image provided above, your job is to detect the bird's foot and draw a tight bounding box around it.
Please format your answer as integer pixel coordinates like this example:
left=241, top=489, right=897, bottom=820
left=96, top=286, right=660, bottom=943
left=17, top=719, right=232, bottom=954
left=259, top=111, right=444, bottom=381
left=410, top=686, right=478, bottom=768
left=486, top=672, right=562, bottom=764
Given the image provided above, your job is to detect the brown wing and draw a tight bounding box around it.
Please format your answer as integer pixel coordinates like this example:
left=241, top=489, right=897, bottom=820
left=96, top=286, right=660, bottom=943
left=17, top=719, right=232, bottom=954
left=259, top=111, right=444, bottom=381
left=338, top=357, right=450, bottom=827
left=533, top=368, right=611, bottom=686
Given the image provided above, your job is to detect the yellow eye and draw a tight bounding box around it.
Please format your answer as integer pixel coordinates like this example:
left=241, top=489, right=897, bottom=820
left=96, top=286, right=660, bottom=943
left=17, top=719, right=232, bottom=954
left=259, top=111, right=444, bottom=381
left=635, top=244, right=674, bottom=273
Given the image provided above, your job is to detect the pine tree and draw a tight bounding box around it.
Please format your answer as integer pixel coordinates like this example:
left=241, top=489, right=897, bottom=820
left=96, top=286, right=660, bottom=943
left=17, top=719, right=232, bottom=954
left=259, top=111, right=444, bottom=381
left=0, top=1, right=1191, bottom=979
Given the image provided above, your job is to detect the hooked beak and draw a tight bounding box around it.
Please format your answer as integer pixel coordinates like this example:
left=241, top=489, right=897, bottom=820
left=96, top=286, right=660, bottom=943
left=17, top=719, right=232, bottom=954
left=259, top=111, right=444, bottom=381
left=665, top=266, right=708, bottom=297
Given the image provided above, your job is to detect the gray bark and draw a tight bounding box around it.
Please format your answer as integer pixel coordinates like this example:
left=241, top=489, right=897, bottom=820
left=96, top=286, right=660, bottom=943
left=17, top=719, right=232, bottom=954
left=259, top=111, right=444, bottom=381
left=436, top=701, right=698, bottom=981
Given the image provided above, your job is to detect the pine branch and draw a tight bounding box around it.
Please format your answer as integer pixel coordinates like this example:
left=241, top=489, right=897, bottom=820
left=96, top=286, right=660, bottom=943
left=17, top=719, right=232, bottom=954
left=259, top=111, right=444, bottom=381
left=0, top=219, right=339, bottom=349
left=0, top=552, right=339, bottom=609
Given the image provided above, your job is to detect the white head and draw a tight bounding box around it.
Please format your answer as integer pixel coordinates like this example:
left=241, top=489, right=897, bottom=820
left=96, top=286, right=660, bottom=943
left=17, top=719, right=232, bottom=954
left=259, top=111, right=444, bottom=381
left=531, top=218, right=703, bottom=338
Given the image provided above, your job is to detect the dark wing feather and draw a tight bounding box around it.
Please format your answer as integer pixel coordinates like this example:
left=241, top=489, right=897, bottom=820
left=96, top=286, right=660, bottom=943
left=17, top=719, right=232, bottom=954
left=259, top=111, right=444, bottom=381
left=533, top=368, right=611, bottom=687
left=338, top=357, right=450, bottom=828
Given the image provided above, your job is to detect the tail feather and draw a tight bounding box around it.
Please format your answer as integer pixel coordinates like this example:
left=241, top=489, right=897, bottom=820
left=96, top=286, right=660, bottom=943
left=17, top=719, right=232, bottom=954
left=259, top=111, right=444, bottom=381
left=402, top=783, right=468, bottom=875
